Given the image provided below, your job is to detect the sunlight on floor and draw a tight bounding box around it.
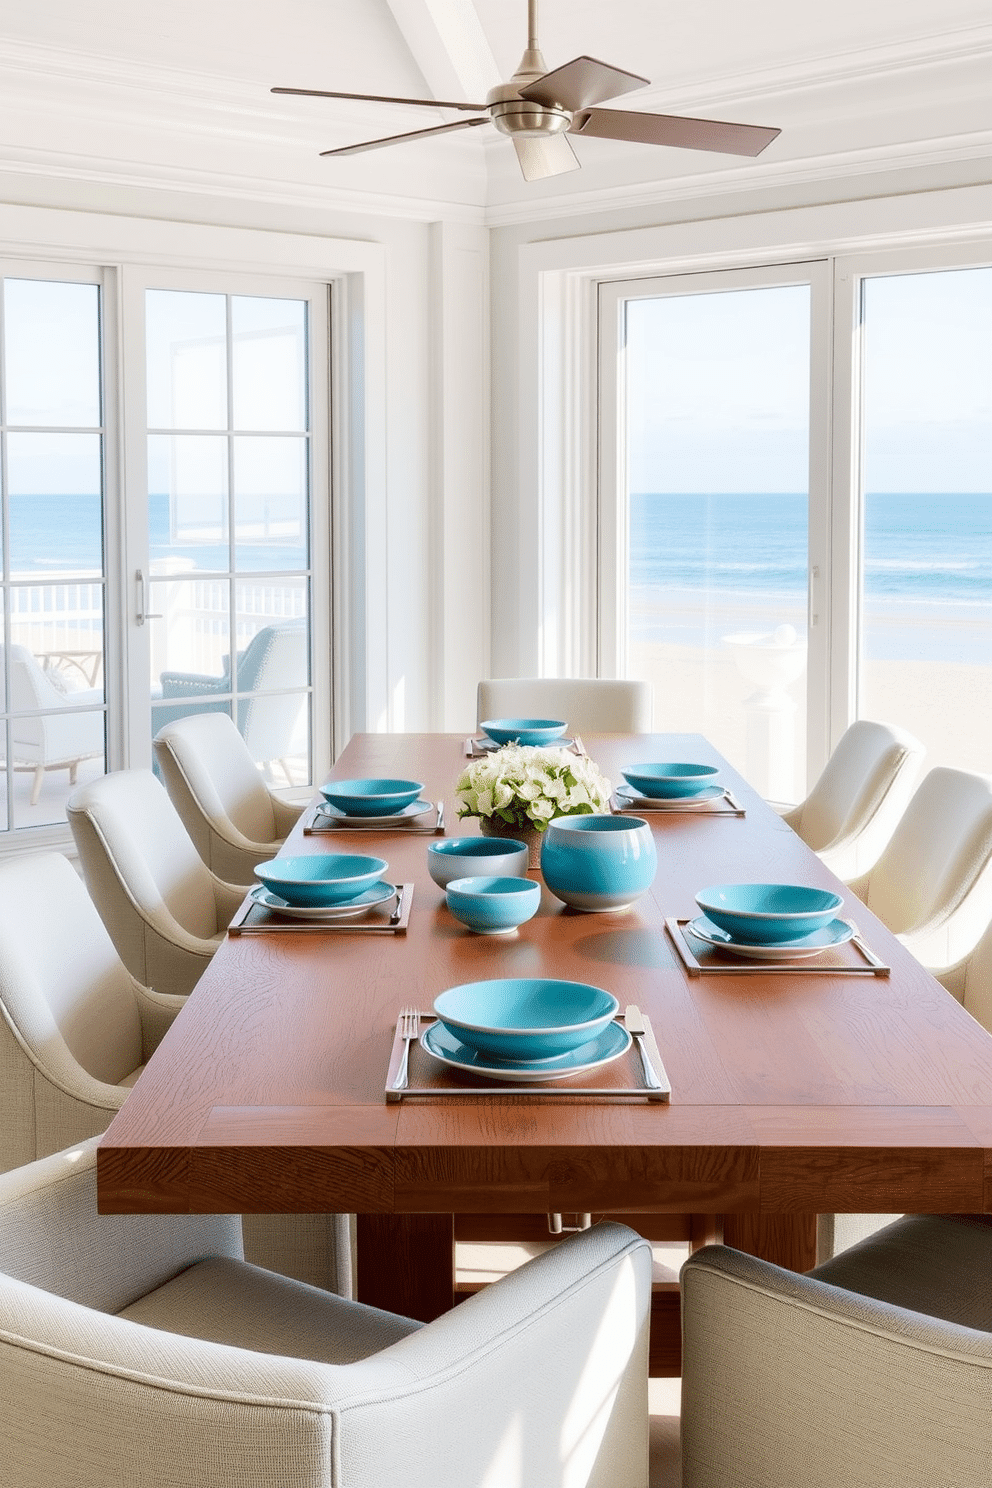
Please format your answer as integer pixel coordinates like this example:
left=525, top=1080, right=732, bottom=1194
left=649, top=1376, right=682, bottom=1488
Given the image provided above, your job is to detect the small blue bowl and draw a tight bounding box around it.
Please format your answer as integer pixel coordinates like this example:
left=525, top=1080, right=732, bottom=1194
left=541, top=814, right=657, bottom=912
left=445, top=876, right=541, bottom=936
left=622, top=762, right=720, bottom=799
left=480, top=718, right=568, bottom=747
left=695, top=883, right=844, bottom=944
left=320, top=777, right=423, bottom=817
left=428, top=837, right=529, bottom=888
left=433, top=977, right=619, bottom=1061
left=254, top=854, right=387, bottom=907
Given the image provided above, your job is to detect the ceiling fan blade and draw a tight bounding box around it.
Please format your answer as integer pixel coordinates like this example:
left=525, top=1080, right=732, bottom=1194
left=512, top=133, right=580, bottom=182
left=273, top=86, right=489, bottom=113
left=320, top=116, right=489, bottom=158
left=570, top=107, right=780, bottom=157
left=518, top=56, right=648, bottom=112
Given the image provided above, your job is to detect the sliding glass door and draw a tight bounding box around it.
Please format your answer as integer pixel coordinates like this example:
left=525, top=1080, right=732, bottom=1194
left=600, top=264, right=828, bottom=802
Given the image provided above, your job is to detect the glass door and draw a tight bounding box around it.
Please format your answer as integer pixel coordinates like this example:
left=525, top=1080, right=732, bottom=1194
left=600, top=264, right=828, bottom=802
left=135, top=281, right=326, bottom=786
left=857, top=265, right=992, bottom=774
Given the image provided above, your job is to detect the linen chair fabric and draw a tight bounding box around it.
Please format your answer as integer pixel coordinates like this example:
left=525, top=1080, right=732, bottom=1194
left=477, top=677, right=654, bottom=734
left=154, top=710, right=303, bottom=883
left=0, top=1139, right=652, bottom=1488
left=780, top=719, right=925, bottom=881
left=0, top=849, right=350, bottom=1297
left=934, top=910, right=992, bottom=1034
left=67, top=767, right=250, bottom=998
left=681, top=1214, right=992, bottom=1488
left=2, top=643, right=105, bottom=805
left=0, top=851, right=186, bottom=1172
left=846, top=765, right=992, bottom=973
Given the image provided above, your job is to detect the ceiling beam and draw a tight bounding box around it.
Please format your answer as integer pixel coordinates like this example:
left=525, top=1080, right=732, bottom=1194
left=384, top=0, right=501, bottom=107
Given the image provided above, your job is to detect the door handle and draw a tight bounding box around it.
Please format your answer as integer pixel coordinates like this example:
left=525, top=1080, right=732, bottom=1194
left=135, top=569, right=163, bottom=625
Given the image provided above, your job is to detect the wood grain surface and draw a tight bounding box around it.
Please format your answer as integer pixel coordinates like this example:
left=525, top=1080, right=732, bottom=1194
left=98, top=733, right=992, bottom=1314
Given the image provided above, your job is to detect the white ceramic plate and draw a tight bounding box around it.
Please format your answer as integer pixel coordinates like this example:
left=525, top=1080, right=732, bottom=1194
left=316, top=798, right=434, bottom=826
left=249, top=881, right=397, bottom=920
left=616, top=783, right=725, bottom=810
left=421, top=1019, right=631, bottom=1082
left=686, top=914, right=854, bottom=961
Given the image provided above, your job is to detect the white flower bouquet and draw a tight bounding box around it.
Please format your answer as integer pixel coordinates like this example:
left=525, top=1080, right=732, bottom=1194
left=456, top=743, right=613, bottom=833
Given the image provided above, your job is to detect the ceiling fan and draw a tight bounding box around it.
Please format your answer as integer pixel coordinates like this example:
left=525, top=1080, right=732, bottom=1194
left=272, top=0, right=780, bottom=183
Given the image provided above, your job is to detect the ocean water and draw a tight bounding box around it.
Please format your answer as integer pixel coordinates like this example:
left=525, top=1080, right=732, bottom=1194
left=630, top=491, right=992, bottom=662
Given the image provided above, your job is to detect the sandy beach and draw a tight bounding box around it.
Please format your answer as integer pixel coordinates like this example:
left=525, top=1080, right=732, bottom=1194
left=630, top=638, right=992, bottom=806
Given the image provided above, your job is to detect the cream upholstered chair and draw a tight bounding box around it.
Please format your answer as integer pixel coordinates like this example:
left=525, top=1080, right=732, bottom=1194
left=0, top=1139, right=651, bottom=1488
left=780, top=719, right=925, bottom=882
left=0, top=851, right=185, bottom=1171
left=0, top=850, right=350, bottom=1295
left=154, top=711, right=304, bottom=883
left=681, top=1214, right=992, bottom=1488
left=934, top=910, right=992, bottom=1034
left=477, top=677, right=653, bottom=734
left=2, top=643, right=105, bottom=805
left=846, top=765, right=992, bottom=973
left=67, top=768, right=251, bottom=998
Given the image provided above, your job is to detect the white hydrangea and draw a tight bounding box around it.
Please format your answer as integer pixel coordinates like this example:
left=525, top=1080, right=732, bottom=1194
left=456, top=744, right=612, bottom=832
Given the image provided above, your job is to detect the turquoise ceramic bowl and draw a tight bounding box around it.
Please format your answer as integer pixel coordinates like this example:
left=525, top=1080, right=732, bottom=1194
left=695, top=883, right=844, bottom=944
left=319, top=777, right=423, bottom=817
left=433, top=977, right=618, bottom=1061
left=622, top=762, right=720, bottom=798
left=480, top=718, right=568, bottom=747
left=254, top=854, right=387, bottom=907
left=444, top=876, right=540, bottom=936
left=541, top=814, right=657, bottom=912
left=428, top=837, right=529, bottom=888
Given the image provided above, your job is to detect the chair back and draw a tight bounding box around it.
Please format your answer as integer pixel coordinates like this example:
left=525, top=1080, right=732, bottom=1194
left=864, top=766, right=992, bottom=943
left=237, top=621, right=308, bottom=768
left=788, top=720, right=924, bottom=874
left=477, top=677, right=653, bottom=734
left=0, top=853, right=141, bottom=1093
left=154, top=712, right=279, bottom=849
left=68, top=770, right=222, bottom=944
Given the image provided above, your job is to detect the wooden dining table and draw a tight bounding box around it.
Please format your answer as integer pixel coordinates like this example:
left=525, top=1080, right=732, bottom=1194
left=97, top=731, right=992, bottom=1361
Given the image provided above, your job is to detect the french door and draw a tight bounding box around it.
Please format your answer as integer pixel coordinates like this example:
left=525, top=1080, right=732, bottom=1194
left=599, top=262, right=831, bottom=802
left=121, top=268, right=330, bottom=787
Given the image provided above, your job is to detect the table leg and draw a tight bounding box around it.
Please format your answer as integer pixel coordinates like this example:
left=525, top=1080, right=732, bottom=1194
left=722, top=1213, right=817, bottom=1272
left=356, top=1214, right=455, bottom=1322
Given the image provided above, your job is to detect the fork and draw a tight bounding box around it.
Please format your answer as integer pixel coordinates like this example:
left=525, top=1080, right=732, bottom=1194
left=392, top=1006, right=419, bottom=1090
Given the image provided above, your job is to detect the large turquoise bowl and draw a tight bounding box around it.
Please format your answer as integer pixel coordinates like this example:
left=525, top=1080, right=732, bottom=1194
left=480, top=718, right=567, bottom=747
left=444, top=876, right=541, bottom=936
left=319, top=777, right=423, bottom=816
left=428, top=837, right=529, bottom=888
left=695, top=882, right=844, bottom=943
left=254, top=854, right=387, bottom=907
left=541, top=814, right=657, bottom=912
left=433, top=977, right=618, bottom=1061
left=622, top=761, right=720, bottom=798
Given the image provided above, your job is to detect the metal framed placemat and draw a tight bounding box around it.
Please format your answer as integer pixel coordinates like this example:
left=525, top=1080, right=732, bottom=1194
left=666, top=917, right=890, bottom=976
left=228, top=883, right=414, bottom=936
left=613, top=788, right=746, bottom=817
left=303, top=801, right=445, bottom=835
left=384, top=1008, right=671, bottom=1102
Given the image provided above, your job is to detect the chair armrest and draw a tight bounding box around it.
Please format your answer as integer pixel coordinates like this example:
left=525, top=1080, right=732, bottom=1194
left=213, top=876, right=253, bottom=925
left=270, top=792, right=306, bottom=838
left=681, top=1234, right=992, bottom=1488
left=130, top=978, right=187, bottom=1059
left=330, top=1222, right=652, bottom=1488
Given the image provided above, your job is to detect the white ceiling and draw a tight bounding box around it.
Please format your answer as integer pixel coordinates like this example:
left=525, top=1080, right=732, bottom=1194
left=0, top=0, right=989, bottom=220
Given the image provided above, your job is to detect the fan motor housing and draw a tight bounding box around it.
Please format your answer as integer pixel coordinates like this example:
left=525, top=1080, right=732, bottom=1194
left=487, top=61, right=571, bottom=139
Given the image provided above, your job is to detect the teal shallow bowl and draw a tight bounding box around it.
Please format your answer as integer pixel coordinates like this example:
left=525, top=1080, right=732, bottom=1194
left=254, top=854, right=387, bottom=907
left=433, top=977, right=619, bottom=1061
left=622, top=762, right=720, bottom=799
left=480, top=718, right=568, bottom=747
left=319, top=778, right=423, bottom=817
left=428, top=837, right=529, bottom=888
left=445, top=876, right=540, bottom=936
left=541, top=814, right=657, bottom=912
left=695, top=883, right=844, bottom=944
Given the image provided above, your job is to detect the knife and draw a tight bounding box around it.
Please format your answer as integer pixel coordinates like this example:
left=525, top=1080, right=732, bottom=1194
left=624, top=1005, right=667, bottom=1093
